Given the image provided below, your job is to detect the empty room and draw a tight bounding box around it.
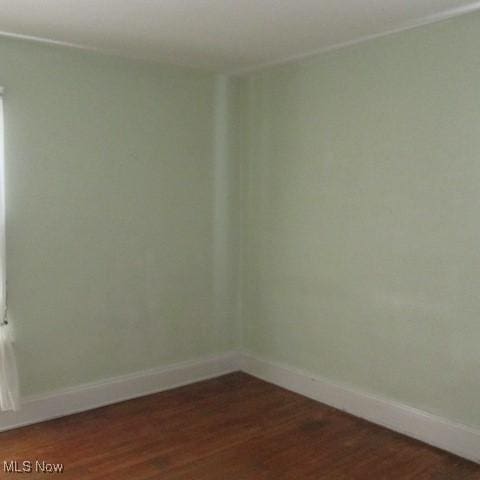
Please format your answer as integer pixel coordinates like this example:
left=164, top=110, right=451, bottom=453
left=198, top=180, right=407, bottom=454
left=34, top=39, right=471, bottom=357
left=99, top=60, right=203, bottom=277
left=0, top=0, right=479, bottom=478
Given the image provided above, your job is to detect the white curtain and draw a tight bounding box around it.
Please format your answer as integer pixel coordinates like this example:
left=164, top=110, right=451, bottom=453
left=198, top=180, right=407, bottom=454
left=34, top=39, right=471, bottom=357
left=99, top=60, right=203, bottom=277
left=0, top=91, right=20, bottom=411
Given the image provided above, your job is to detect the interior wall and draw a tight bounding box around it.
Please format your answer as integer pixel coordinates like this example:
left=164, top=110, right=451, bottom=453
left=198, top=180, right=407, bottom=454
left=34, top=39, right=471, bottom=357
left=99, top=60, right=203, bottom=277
left=1, top=9, right=479, bottom=432
left=0, top=38, right=236, bottom=397
left=238, top=12, right=480, bottom=428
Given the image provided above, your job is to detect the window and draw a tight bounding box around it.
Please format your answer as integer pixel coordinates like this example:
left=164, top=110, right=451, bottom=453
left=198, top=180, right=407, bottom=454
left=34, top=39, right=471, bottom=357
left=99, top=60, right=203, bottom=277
left=0, top=90, right=19, bottom=411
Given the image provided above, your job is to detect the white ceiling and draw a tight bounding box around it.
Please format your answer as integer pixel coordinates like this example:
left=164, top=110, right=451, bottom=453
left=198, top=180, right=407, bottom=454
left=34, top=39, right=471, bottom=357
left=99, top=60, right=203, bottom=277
left=0, top=0, right=479, bottom=74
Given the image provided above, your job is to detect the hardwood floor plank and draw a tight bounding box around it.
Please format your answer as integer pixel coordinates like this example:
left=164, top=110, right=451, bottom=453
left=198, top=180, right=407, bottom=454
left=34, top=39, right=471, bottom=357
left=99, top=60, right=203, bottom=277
left=0, top=373, right=478, bottom=479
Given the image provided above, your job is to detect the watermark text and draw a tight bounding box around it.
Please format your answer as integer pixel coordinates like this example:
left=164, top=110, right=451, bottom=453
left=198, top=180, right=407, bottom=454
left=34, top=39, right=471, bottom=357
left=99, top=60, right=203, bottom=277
left=4, top=460, right=64, bottom=474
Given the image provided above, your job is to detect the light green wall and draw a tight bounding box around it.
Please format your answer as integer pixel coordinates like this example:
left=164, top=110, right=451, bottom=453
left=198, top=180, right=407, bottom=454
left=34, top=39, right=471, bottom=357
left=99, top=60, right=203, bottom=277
left=0, top=38, right=236, bottom=396
left=238, top=12, right=480, bottom=428
left=2, top=10, right=480, bottom=429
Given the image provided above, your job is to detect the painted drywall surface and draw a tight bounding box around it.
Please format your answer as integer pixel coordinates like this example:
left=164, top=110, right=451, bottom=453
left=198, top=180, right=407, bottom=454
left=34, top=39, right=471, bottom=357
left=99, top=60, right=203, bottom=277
left=0, top=38, right=236, bottom=396
left=212, top=77, right=243, bottom=350
left=239, top=13, right=480, bottom=428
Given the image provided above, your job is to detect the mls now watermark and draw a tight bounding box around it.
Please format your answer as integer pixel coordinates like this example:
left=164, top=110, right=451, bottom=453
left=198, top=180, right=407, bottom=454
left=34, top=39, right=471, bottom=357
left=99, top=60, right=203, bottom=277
left=4, top=460, right=64, bottom=474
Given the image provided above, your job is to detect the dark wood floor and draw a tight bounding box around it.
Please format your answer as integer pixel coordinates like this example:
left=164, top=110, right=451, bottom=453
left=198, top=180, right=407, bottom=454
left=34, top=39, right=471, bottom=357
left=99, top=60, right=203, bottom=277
left=0, top=373, right=478, bottom=479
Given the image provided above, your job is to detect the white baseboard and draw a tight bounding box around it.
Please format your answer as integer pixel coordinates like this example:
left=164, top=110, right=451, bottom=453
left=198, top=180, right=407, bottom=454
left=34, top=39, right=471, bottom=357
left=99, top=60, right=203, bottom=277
left=1, top=350, right=478, bottom=464
left=0, top=352, right=240, bottom=432
left=239, top=352, right=480, bottom=464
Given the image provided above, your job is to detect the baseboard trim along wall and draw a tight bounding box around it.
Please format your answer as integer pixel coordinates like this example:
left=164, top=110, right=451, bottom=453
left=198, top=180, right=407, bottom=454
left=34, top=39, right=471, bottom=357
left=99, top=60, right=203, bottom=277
left=1, top=351, right=478, bottom=464
left=239, top=352, right=480, bottom=464
left=0, top=352, right=239, bottom=433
